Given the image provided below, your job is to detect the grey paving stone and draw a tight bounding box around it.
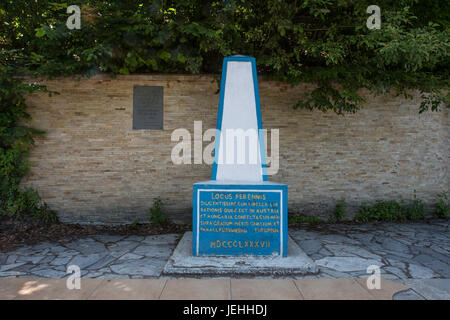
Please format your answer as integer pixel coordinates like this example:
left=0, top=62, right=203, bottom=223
left=412, top=254, right=450, bottom=278
left=383, top=266, right=408, bottom=280
left=125, top=235, right=145, bottom=242
left=110, top=258, right=166, bottom=276
left=107, top=240, right=140, bottom=254
left=50, top=256, right=72, bottom=266
left=413, top=249, right=449, bottom=265
left=53, top=265, right=67, bottom=272
left=133, top=244, right=173, bottom=258
left=69, top=253, right=107, bottom=269
left=320, top=234, right=359, bottom=245
left=386, top=258, right=407, bottom=270
left=39, top=255, right=56, bottom=264
left=54, top=250, right=79, bottom=258
left=381, top=250, right=414, bottom=260
left=6, top=255, right=17, bottom=264
left=405, top=279, right=450, bottom=300
left=324, top=244, right=382, bottom=260
left=297, top=239, right=323, bottom=254
left=0, top=262, right=26, bottom=272
left=65, top=238, right=106, bottom=255
left=93, top=235, right=126, bottom=243
left=381, top=238, right=410, bottom=254
left=13, top=264, right=36, bottom=273
left=30, top=267, right=66, bottom=278
left=0, top=221, right=447, bottom=280
left=315, top=257, right=383, bottom=272
left=86, top=255, right=117, bottom=270
left=0, top=271, right=26, bottom=277
left=118, top=253, right=144, bottom=260
left=315, top=256, right=382, bottom=272
left=408, top=263, right=437, bottom=279
left=346, top=233, right=374, bottom=243
left=310, top=253, right=324, bottom=260
left=430, top=245, right=449, bottom=255
left=288, top=230, right=321, bottom=241
left=142, top=234, right=178, bottom=245
left=393, top=289, right=426, bottom=300
left=16, top=255, right=45, bottom=264
left=318, top=247, right=332, bottom=256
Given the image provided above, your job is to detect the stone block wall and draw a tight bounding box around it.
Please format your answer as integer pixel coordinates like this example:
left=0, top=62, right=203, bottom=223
left=22, top=75, right=449, bottom=224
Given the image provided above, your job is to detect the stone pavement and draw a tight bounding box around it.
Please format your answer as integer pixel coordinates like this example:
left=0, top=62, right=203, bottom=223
left=0, top=278, right=409, bottom=300
left=0, top=220, right=449, bottom=299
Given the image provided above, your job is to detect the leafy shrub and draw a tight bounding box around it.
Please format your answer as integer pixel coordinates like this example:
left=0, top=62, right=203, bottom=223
left=404, top=190, right=425, bottom=220
left=354, top=200, right=407, bottom=222
left=329, top=198, right=347, bottom=222
left=434, top=192, right=449, bottom=218
left=354, top=192, right=426, bottom=223
left=0, top=65, right=58, bottom=225
left=129, top=220, right=140, bottom=230
left=149, top=197, right=168, bottom=226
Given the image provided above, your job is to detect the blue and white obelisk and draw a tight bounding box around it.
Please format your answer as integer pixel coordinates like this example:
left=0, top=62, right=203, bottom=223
left=192, top=55, right=288, bottom=256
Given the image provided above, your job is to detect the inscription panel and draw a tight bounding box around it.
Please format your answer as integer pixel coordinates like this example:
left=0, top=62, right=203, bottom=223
left=193, top=185, right=287, bottom=256
left=133, top=86, right=163, bottom=130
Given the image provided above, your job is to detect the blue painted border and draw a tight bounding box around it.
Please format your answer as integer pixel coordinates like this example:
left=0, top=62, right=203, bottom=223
left=192, top=182, right=288, bottom=256
left=211, top=55, right=268, bottom=181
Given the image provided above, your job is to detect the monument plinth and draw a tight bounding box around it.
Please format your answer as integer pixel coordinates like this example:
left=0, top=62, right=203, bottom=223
left=192, top=55, right=287, bottom=257
left=164, top=55, right=317, bottom=275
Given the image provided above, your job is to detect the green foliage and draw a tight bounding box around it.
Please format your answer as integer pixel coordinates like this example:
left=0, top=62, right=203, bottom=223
left=129, top=220, right=140, bottom=229
left=0, top=0, right=448, bottom=114
left=434, top=192, right=449, bottom=218
left=404, top=190, right=425, bottom=220
left=354, top=200, right=406, bottom=222
left=0, top=65, right=58, bottom=225
left=354, top=191, right=425, bottom=222
left=329, top=198, right=347, bottom=222
left=289, top=214, right=323, bottom=224
left=149, top=196, right=168, bottom=226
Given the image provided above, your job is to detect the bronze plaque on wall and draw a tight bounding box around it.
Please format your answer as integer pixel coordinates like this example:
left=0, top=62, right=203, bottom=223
left=133, top=86, right=163, bottom=130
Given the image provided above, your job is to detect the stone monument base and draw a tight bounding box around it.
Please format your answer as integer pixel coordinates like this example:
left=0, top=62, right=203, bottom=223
left=163, top=232, right=318, bottom=276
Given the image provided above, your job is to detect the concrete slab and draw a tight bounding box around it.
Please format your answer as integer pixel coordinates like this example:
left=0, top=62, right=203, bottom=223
left=231, top=279, right=303, bottom=300
left=0, top=278, right=40, bottom=300
left=160, top=279, right=230, bottom=300
left=13, top=278, right=104, bottom=300
left=88, top=279, right=166, bottom=300
left=163, top=232, right=318, bottom=276
left=294, top=278, right=374, bottom=300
